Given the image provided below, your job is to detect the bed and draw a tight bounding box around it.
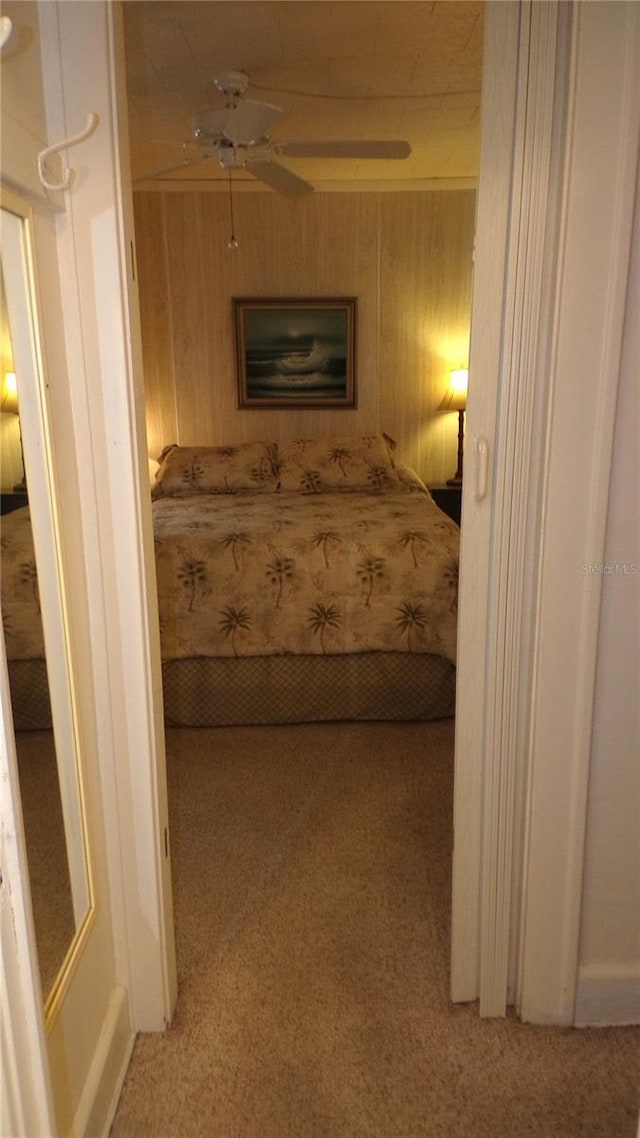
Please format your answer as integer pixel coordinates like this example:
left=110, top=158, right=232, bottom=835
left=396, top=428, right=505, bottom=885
left=1, top=434, right=459, bottom=728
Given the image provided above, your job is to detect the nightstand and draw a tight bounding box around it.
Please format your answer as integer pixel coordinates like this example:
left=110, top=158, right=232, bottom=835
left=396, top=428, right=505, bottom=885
left=428, top=483, right=462, bottom=526
left=0, top=489, right=28, bottom=516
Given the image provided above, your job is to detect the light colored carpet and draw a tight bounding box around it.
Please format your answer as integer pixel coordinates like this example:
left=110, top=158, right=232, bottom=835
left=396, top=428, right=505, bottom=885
left=111, top=720, right=639, bottom=1137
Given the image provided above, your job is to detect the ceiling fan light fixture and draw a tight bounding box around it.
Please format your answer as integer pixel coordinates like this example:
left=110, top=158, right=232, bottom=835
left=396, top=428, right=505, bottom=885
left=193, top=107, right=230, bottom=143
left=217, top=142, right=248, bottom=170
left=223, top=99, right=282, bottom=147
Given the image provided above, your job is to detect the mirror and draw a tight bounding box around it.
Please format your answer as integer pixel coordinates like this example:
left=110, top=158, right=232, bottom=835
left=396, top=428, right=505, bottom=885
left=0, top=205, right=91, bottom=1007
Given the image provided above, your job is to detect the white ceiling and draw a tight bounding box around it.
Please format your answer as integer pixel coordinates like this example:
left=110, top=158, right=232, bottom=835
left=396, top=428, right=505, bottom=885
left=123, top=0, right=484, bottom=193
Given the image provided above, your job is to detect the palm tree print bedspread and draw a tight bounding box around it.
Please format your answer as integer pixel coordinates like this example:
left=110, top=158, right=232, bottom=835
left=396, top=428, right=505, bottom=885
left=1, top=507, right=45, bottom=661
left=152, top=486, right=459, bottom=664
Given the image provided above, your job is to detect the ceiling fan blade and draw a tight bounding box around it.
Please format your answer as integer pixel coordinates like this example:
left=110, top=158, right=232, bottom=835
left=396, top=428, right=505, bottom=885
left=133, top=154, right=216, bottom=183
left=224, top=99, right=282, bottom=147
left=279, top=140, right=412, bottom=160
left=246, top=159, right=314, bottom=198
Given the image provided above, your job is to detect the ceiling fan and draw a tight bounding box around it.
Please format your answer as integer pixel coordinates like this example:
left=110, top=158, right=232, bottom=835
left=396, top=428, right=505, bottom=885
left=138, top=71, right=412, bottom=197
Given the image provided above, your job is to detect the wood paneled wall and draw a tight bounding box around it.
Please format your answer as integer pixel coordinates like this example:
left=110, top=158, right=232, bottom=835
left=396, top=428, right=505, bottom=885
left=133, top=190, right=475, bottom=486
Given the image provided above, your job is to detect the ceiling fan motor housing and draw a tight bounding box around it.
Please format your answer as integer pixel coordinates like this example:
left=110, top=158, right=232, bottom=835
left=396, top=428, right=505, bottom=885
left=213, top=70, right=250, bottom=100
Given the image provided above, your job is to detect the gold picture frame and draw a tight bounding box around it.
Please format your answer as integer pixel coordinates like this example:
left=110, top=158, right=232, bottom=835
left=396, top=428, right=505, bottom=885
left=234, top=297, right=357, bottom=409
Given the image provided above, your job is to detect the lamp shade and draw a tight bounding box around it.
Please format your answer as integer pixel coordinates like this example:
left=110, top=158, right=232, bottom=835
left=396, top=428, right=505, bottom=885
left=438, top=368, right=468, bottom=413
left=1, top=371, right=19, bottom=415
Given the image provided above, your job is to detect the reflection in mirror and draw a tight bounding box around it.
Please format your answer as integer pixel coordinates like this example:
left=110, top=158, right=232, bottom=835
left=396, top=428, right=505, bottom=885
left=1, top=210, right=91, bottom=1007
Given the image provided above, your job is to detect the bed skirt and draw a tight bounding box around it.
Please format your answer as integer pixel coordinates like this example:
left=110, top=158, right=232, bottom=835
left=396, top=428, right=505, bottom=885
left=7, top=653, right=456, bottom=731
left=162, top=652, right=456, bottom=727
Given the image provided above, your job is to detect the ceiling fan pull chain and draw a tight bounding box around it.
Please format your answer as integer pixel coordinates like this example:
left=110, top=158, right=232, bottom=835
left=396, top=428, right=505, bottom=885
left=227, top=168, right=239, bottom=250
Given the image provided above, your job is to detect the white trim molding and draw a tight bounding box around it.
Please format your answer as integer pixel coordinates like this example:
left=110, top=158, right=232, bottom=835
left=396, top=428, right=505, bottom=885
left=73, top=986, right=135, bottom=1138
left=575, top=966, right=640, bottom=1029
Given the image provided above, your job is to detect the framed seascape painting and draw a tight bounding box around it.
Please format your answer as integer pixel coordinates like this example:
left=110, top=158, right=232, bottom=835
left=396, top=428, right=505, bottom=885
left=234, top=297, right=357, bottom=409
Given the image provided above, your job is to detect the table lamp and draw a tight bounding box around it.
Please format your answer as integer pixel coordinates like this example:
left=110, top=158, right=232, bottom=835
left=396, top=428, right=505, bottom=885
left=2, top=371, right=26, bottom=489
left=438, top=368, right=468, bottom=486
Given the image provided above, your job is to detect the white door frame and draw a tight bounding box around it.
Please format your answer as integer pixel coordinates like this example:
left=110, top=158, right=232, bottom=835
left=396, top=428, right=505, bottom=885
left=452, top=0, right=640, bottom=1022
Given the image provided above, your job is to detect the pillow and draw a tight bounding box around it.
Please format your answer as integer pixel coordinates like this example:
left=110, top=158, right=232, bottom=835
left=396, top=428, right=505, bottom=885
left=394, top=462, right=431, bottom=495
left=152, top=442, right=278, bottom=497
left=277, top=434, right=401, bottom=494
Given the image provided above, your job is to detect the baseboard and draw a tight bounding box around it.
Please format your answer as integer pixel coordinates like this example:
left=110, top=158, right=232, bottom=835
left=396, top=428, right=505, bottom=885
left=73, top=985, right=135, bottom=1138
left=575, top=964, right=640, bottom=1027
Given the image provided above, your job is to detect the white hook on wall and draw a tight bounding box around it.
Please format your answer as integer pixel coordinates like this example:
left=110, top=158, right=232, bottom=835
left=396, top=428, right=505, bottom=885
left=37, top=112, right=100, bottom=193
